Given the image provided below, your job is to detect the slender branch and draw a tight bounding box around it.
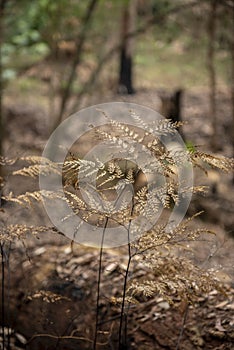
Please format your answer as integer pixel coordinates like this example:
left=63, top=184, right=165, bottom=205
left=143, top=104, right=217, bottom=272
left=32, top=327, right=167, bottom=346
left=54, top=0, right=99, bottom=129
left=207, top=0, right=218, bottom=150
left=231, top=1, right=234, bottom=183
left=118, top=241, right=132, bottom=349
left=97, top=314, right=121, bottom=326
left=93, top=216, right=109, bottom=350
left=176, top=304, right=189, bottom=350
left=94, top=171, right=136, bottom=349
left=118, top=199, right=134, bottom=349
left=27, top=332, right=108, bottom=346
left=69, top=0, right=207, bottom=114
left=1, top=243, right=5, bottom=350
left=6, top=245, right=10, bottom=350
left=0, top=0, right=8, bottom=162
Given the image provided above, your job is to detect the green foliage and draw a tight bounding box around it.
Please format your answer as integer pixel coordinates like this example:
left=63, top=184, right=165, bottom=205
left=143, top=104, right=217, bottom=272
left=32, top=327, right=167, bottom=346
left=2, top=0, right=49, bottom=81
left=186, top=141, right=196, bottom=153
left=1, top=0, right=122, bottom=82
left=1, top=0, right=232, bottom=91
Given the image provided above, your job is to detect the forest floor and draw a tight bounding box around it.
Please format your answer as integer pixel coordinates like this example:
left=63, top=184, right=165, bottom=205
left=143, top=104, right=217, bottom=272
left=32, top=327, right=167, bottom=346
left=1, top=83, right=234, bottom=349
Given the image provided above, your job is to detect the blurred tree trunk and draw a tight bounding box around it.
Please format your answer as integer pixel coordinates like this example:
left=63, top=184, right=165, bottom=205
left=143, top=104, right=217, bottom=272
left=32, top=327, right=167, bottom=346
left=160, top=89, right=184, bottom=139
left=207, top=0, right=218, bottom=150
left=54, top=0, right=99, bottom=130
left=0, top=0, right=7, bottom=160
left=231, top=1, right=234, bottom=183
left=118, top=0, right=136, bottom=94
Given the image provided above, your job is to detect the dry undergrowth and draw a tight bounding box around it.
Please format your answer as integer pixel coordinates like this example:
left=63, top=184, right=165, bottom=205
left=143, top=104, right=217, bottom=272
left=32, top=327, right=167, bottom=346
left=0, top=117, right=233, bottom=348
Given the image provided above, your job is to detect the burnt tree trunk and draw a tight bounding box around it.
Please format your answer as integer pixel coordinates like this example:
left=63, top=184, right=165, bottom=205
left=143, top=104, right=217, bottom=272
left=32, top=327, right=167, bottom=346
left=231, top=1, right=234, bottom=183
left=207, top=0, right=218, bottom=150
left=118, top=0, right=136, bottom=94
left=0, top=0, right=7, bottom=159
left=160, top=89, right=184, bottom=139
left=54, top=0, right=99, bottom=129
left=0, top=0, right=8, bottom=184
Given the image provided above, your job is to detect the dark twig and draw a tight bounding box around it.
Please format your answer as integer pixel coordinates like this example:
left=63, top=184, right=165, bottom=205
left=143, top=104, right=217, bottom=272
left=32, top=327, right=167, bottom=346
left=176, top=304, right=189, bottom=350
left=0, top=243, right=5, bottom=350
left=93, top=216, right=109, bottom=350
left=118, top=199, right=134, bottom=349
left=54, top=0, right=99, bottom=128
left=69, top=0, right=206, bottom=114
left=6, top=246, right=10, bottom=350
left=118, top=240, right=132, bottom=349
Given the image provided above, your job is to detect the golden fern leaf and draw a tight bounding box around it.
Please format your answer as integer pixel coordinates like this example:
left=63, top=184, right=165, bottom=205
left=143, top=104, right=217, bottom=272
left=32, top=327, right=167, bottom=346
left=127, top=255, right=220, bottom=304
left=2, top=190, right=65, bottom=206
left=95, top=128, right=136, bottom=154
left=64, top=190, right=87, bottom=210
left=0, top=156, right=18, bottom=165
left=12, top=164, right=61, bottom=178
left=191, top=151, right=234, bottom=173
left=20, top=156, right=56, bottom=165
left=0, top=224, right=48, bottom=242
left=27, top=290, right=70, bottom=303
left=130, top=111, right=178, bottom=135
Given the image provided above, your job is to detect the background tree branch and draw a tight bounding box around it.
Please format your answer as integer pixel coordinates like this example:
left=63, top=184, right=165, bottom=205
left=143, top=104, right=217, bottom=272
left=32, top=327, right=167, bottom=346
left=54, top=0, right=99, bottom=129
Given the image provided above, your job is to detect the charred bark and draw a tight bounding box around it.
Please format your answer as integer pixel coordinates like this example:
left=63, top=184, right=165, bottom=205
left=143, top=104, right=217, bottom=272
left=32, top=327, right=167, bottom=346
left=207, top=0, right=218, bottom=150
left=160, top=89, right=184, bottom=139
left=118, top=0, right=136, bottom=95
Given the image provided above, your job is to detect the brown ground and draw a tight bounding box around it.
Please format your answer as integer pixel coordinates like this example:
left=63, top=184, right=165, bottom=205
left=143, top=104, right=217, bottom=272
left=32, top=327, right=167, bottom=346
left=0, top=85, right=234, bottom=349
left=1, top=240, right=234, bottom=350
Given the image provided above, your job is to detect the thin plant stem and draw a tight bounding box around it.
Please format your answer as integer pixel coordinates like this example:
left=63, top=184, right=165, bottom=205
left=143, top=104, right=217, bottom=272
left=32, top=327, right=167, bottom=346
left=1, top=243, right=5, bottom=350
left=118, top=241, right=131, bottom=349
left=94, top=173, right=133, bottom=349
left=93, top=216, right=109, bottom=350
left=6, top=246, right=10, bottom=350
left=54, top=0, right=99, bottom=129
left=176, top=304, right=189, bottom=350
left=118, top=200, right=134, bottom=349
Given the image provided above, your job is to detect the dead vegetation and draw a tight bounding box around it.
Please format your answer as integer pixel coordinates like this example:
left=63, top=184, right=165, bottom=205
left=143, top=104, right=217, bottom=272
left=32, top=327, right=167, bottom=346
left=0, top=115, right=233, bottom=349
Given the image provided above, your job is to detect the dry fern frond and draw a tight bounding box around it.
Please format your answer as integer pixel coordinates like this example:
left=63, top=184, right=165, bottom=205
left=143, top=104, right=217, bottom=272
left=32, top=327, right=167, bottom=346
left=64, top=190, right=87, bottom=211
left=133, top=212, right=213, bottom=253
left=181, top=185, right=208, bottom=196
left=0, top=155, right=59, bottom=167
left=127, top=255, right=221, bottom=304
left=62, top=158, right=80, bottom=188
left=140, top=191, right=162, bottom=219
left=110, top=295, right=139, bottom=305
left=98, top=168, right=125, bottom=189
left=166, top=181, right=179, bottom=204
left=2, top=190, right=65, bottom=206
left=0, top=224, right=48, bottom=242
left=95, top=128, right=136, bottom=155
left=12, top=164, right=61, bottom=178
left=0, top=155, right=62, bottom=179
left=63, top=157, right=107, bottom=189
left=95, top=118, right=166, bottom=160
left=0, top=156, right=17, bottom=165
left=165, top=213, right=215, bottom=244
left=134, top=186, right=148, bottom=215
left=27, top=290, right=70, bottom=303
left=20, top=156, right=56, bottom=165
left=191, top=151, right=234, bottom=173
left=130, top=111, right=178, bottom=136
left=127, top=210, right=221, bottom=305
left=133, top=224, right=171, bottom=252
left=167, top=212, right=207, bottom=236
